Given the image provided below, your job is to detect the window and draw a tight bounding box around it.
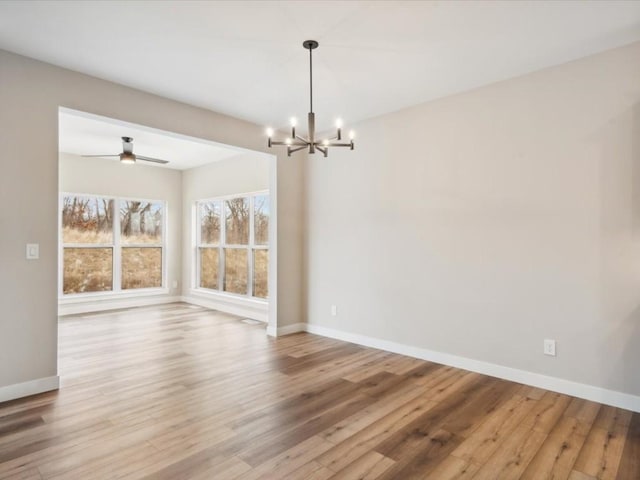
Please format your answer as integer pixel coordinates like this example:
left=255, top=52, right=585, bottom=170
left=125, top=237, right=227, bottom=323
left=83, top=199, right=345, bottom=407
left=120, top=200, right=163, bottom=290
left=197, top=192, right=269, bottom=299
left=61, top=194, right=165, bottom=295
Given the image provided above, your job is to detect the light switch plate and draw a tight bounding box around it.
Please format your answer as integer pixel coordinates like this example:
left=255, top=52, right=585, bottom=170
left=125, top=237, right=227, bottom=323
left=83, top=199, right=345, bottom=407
left=26, top=243, right=39, bottom=260
left=544, top=339, right=556, bottom=356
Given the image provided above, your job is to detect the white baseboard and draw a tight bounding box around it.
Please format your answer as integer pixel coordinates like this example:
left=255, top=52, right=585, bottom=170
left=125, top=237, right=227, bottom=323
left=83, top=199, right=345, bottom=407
left=267, top=322, right=306, bottom=337
left=59, top=295, right=182, bottom=316
left=305, top=324, right=640, bottom=413
left=182, top=294, right=268, bottom=323
left=0, top=375, right=60, bottom=403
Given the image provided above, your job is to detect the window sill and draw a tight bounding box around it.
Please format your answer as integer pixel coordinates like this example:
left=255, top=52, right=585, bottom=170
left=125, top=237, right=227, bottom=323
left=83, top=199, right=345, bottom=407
left=190, top=289, right=268, bottom=308
left=59, top=288, right=170, bottom=304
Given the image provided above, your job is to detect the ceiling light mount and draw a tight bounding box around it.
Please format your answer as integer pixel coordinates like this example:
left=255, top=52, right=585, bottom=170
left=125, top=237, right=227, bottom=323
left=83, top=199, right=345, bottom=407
left=266, top=40, right=354, bottom=158
left=302, top=40, right=318, bottom=50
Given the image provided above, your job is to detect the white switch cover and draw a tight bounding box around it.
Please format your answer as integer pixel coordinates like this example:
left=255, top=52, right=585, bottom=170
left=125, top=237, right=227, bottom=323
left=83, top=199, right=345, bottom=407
left=544, top=339, right=556, bottom=356
left=26, top=243, right=39, bottom=260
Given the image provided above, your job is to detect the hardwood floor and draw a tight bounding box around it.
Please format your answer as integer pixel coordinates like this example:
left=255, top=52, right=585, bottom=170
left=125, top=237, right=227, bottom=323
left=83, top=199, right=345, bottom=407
left=0, top=303, right=638, bottom=479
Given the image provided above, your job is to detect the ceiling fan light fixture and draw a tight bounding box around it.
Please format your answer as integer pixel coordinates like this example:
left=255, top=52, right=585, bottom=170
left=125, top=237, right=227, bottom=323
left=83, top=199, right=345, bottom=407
left=267, top=40, right=355, bottom=158
left=120, top=152, right=136, bottom=164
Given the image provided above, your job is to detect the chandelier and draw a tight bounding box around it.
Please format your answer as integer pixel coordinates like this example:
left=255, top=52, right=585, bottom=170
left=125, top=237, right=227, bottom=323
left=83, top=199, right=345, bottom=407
left=266, top=40, right=355, bottom=157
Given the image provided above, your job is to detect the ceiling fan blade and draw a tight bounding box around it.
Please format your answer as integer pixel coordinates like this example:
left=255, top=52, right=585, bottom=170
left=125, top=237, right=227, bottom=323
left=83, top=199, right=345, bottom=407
left=81, top=154, right=120, bottom=158
left=136, top=155, right=170, bottom=165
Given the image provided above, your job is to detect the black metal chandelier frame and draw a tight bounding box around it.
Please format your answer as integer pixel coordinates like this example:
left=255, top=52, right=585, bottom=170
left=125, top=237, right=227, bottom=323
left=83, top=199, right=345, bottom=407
left=267, top=40, right=354, bottom=157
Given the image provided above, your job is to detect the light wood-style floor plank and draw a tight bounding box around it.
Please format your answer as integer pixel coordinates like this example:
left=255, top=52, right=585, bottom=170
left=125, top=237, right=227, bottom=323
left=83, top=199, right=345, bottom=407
left=0, top=304, right=637, bottom=479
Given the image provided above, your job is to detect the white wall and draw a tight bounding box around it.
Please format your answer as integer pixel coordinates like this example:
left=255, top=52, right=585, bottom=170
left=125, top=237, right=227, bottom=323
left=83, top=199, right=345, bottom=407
left=181, top=152, right=271, bottom=319
left=58, top=153, right=182, bottom=313
left=0, top=49, right=303, bottom=400
left=304, top=42, right=640, bottom=401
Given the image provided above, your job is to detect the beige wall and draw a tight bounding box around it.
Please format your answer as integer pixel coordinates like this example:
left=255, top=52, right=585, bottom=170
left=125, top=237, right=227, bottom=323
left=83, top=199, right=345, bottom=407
left=304, top=41, right=640, bottom=396
left=0, top=49, right=303, bottom=390
left=59, top=152, right=182, bottom=305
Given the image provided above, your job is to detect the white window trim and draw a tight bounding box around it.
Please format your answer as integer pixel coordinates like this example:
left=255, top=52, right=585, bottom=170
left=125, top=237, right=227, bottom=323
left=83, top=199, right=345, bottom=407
left=58, top=192, right=167, bottom=300
left=194, top=190, right=269, bottom=301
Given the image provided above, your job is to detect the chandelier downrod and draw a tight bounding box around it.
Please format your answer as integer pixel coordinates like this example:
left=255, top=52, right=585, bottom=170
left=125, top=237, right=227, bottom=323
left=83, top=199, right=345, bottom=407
left=309, top=43, right=313, bottom=113
left=266, top=40, right=355, bottom=158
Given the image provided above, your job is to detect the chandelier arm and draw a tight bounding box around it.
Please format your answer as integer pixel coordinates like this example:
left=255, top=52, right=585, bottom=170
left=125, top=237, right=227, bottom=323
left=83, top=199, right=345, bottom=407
left=270, top=140, right=308, bottom=147
left=316, top=146, right=328, bottom=157
left=288, top=145, right=308, bottom=154
left=321, top=142, right=353, bottom=148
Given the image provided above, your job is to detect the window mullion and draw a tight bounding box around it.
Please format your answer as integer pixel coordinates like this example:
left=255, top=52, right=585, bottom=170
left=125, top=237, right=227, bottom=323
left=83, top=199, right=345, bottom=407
left=113, top=198, right=121, bottom=292
left=248, top=195, right=254, bottom=298
left=220, top=200, right=226, bottom=291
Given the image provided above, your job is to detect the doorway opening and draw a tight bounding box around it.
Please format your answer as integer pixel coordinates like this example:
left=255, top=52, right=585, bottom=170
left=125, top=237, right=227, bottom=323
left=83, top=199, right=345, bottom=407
left=57, top=107, right=276, bottom=327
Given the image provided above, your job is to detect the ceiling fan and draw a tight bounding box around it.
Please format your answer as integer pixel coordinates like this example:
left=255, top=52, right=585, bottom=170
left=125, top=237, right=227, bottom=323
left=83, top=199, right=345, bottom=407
left=82, top=137, right=169, bottom=165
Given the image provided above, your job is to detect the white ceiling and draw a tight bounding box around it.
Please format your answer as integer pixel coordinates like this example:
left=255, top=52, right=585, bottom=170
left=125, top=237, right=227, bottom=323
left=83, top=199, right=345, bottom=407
left=2, top=1, right=640, bottom=133
left=59, top=109, right=247, bottom=170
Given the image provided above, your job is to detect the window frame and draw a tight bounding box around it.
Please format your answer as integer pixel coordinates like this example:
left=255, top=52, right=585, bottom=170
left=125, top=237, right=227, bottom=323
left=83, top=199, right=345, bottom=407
left=58, top=192, right=167, bottom=298
left=195, top=190, right=268, bottom=301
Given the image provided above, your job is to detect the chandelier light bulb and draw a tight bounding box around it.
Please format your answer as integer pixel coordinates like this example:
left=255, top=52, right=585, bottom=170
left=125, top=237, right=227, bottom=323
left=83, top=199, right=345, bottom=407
left=349, top=130, right=355, bottom=140
left=285, top=138, right=292, bottom=145
left=323, top=139, right=329, bottom=146
left=266, top=127, right=274, bottom=138
left=290, top=117, right=298, bottom=127
left=335, top=118, right=343, bottom=129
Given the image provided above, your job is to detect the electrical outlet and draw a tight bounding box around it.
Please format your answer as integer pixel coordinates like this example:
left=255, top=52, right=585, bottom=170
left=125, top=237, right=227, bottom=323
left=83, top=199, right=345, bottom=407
left=331, top=305, right=337, bottom=316
left=26, top=243, right=39, bottom=260
left=544, top=339, right=556, bottom=356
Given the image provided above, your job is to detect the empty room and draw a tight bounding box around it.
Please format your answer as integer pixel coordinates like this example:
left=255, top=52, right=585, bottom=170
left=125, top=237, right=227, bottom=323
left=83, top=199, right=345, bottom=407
left=0, top=1, right=639, bottom=479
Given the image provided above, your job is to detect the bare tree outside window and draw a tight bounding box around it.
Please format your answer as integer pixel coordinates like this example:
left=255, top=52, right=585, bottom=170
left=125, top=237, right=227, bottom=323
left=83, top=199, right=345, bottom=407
left=62, top=195, right=114, bottom=293
left=200, top=201, right=221, bottom=245
left=61, top=194, right=165, bottom=295
left=253, top=194, right=269, bottom=298
left=225, top=198, right=249, bottom=245
left=197, top=193, right=268, bottom=299
left=120, top=200, right=164, bottom=289
left=62, top=195, right=113, bottom=243
left=120, top=201, right=163, bottom=244
left=199, top=201, right=221, bottom=289
left=254, top=195, right=269, bottom=245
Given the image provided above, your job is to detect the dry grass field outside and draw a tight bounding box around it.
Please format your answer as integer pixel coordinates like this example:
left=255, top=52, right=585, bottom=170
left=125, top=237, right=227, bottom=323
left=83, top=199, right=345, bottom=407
left=62, top=195, right=268, bottom=297
left=198, top=196, right=269, bottom=299
left=199, top=247, right=268, bottom=298
left=224, top=248, right=248, bottom=295
left=63, top=227, right=163, bottom=294
left=121, top=248, right=162, bottom=289
left=63, top=248, right=113, bottom=294
left=62, top=227, right=112, bottom=244
left=253, top=249, right=268, bottom=298
left=199, top=248, right=219, bottom=290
